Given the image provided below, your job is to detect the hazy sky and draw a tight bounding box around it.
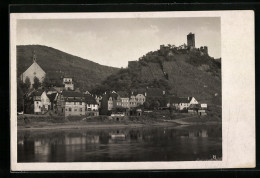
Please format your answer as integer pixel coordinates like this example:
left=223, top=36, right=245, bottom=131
left=17, top=17, right=221, bottom=68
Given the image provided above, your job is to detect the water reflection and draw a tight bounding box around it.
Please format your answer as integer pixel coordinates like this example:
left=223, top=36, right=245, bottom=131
left=18, top=125, right=222, bottom=162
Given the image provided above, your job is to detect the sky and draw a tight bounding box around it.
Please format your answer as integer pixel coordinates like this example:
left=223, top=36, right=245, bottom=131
left=17, top=17, right=221, bottom=68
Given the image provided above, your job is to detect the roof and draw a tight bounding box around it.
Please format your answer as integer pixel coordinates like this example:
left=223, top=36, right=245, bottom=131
left=47, top=93, right=57, bottom=102
left=84, top=94, right=97, bottom=104
left=169, top=96, right=193, bottom=104
left=62, top=91, right=83, bottom=97
left=53, top=87, right=64, bottom=93
left=46, top=87, right=57, bottom=92
left=64, top=98, right=85, bottom=102
left=117, top=91, right=128, bottom=98
left=109, top=92, right=118, bottom=99
left=32, top=89, right=44, bottom=97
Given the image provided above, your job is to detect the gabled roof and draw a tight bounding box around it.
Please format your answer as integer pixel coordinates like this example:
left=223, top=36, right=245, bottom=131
left=109, top=92, right=118, bottom=99
left=53, top=87, right=64, bottom=93
left=169, top=96, right=194, bottom=104
left=21, top=61, right=46, bottom=76
left=117, top=91, right=128, bottom=98
left=84, top=94, right=97, bottom=104
left=32, top=89, right=44, bottom=96
left=47, top=93, right=57, bottom=102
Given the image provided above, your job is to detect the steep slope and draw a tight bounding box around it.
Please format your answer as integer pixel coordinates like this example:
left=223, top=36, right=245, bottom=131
left=92, top=48, right=221, bottom=105
left=17, top=45, right=119, bottom=90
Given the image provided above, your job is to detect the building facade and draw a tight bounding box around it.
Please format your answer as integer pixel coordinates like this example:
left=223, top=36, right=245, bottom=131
left=85, top=94, right=99, bottom=116
left=63, top=91, right=85, bottom=117
left=63, top=77, right=74, bottom=90
left=20, top=52, right=46, bottom=88
left=32, top=90, right=51, bottom=114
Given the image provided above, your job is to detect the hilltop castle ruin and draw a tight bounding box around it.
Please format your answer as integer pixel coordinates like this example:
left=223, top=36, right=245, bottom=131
left=128, top=32, right=209, bottom=68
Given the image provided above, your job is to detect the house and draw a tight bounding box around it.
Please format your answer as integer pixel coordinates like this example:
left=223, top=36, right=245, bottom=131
left=20, top=51, right=46, bottom=88
left=100, top=92, right=118, bottom=114
left=95, top=95, right=102, bottom=108
left=200, top=103, right=208, bottom=109
left=63, top=91, right=85, bottom=117
left=168, top=96, right=199, bottom=111
left=135, top=93, right=146, bottom=105
left=63, top=77, right=74, bottom=90
left=32, top=89, right=51, bottom=114
left=117, top=91, right=130, bottom=108
left=129, top=93, right=137, bottom=108
left=108, top=93, right=118, bottom=111
left=55, top=92, right=65, bottom=115
left=84, top=94, right=99, bottom=116
left=136, top=109, right=142, bottom=116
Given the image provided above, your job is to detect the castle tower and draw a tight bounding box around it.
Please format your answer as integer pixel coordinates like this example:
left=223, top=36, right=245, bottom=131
left=187, top=32, right=195, bottom=48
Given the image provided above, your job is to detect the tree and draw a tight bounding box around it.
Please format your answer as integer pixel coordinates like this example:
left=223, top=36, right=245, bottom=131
left=42, top=74, right=51, bottom=88
left=143, top=101, right=150, bottom=109
left=17, top=84, right=24, bottom=112
left=24, top=77, right=31, bottom=90
left=33, top=77, right=41, bottom=89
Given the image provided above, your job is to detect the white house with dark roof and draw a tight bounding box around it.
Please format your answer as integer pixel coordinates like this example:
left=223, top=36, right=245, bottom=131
left=84, top=94, right=99, bottom=116
left=32, top=89, right=50, bottom=114
left=168, top=96, right=199, bottom=110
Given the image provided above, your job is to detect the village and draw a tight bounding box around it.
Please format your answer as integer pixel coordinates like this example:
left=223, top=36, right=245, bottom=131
left=18, top=60, right=208, bottom=121
left=17, top=32, right=209, bottom=121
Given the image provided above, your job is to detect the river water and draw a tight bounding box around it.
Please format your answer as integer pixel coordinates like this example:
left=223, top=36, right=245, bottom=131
left=18, top=125, right=222, bottom=162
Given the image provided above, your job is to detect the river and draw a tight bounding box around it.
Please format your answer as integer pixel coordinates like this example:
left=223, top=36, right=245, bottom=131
left=17, top=124, right=222, bottom=162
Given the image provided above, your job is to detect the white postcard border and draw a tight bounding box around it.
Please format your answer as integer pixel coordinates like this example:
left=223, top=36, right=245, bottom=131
left=10, top=10, right=255, bottom=171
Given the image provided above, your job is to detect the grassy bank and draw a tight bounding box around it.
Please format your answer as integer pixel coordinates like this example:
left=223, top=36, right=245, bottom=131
left=17, top=109, right=221, bottom=131
left=17, top=113, right=178, bottom=131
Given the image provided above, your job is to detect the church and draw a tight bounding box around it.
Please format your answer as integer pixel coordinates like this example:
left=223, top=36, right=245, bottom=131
left=20, top=51, right=46, bottom=88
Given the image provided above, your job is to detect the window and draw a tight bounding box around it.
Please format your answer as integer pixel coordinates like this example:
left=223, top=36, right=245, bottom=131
left=36, top=102, right=38, bottom=104
left=39, top=106, right=40, bottom=108
left=79, top=102, right=82, bottom=105
left=80, top=108, right=82, bottom=112
left=74, top=102, right=76, bottom=105
left=69, top=108, right=71, bottom=111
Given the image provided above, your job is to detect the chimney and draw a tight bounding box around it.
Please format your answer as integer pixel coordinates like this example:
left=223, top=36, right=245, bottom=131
left=145, top=92, right=147, bottom=97
left=163, top=91, right=165, bottom=95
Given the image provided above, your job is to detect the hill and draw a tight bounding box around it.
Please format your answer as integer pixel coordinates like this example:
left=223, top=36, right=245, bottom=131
left=91, top=46, right=221, bottom=105
left=17, top=45, right=119, bottom=90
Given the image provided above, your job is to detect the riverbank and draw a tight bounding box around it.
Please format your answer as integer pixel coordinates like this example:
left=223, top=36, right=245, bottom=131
left=17, top=111, right=221, bottom=131
left=17, top=120, right=179, bottom=131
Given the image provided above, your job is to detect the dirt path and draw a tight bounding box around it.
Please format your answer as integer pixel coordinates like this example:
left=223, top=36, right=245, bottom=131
left=164, top=116, right=200, bottom=125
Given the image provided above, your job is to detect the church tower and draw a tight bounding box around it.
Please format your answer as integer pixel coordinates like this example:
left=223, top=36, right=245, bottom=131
left=32, top=50, right=37, bottom=63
